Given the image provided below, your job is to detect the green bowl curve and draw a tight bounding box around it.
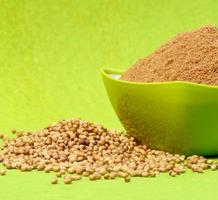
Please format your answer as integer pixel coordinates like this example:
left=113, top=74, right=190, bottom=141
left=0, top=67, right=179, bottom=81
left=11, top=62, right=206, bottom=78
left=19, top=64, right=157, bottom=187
left=101, top=68, right=218, bottom=156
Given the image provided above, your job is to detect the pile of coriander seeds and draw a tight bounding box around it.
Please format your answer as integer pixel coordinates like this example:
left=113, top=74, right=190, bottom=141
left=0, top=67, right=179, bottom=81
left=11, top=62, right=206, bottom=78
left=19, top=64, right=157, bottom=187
left=0, top=118, right=217, bottom=184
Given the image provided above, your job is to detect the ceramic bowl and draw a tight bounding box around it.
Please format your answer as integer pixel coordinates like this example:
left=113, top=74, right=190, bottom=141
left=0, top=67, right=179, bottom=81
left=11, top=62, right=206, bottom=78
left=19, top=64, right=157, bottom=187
left=102, top=68, right=218, bottom=156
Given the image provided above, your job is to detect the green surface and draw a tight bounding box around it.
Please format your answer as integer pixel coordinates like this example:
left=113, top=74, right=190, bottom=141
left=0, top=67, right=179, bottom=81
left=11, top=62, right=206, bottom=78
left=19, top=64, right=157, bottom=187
left=0, top=0, right=218, bottom=199
left=102, top=69, right=218, bottom=156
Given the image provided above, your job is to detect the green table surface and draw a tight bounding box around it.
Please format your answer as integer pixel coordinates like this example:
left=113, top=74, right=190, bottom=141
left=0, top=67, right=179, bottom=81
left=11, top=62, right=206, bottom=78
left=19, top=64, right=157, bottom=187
left=0, top=0, right=218, bottom=199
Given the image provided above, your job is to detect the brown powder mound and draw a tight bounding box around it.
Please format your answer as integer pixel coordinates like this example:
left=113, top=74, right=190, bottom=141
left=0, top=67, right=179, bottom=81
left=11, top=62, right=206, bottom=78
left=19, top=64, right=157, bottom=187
left=120, top=25, right=218, bottom=85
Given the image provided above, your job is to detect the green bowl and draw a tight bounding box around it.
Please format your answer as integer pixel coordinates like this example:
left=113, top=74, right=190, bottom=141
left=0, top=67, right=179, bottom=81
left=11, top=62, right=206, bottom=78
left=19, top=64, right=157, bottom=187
left=102, top=68, right=218, bottom=156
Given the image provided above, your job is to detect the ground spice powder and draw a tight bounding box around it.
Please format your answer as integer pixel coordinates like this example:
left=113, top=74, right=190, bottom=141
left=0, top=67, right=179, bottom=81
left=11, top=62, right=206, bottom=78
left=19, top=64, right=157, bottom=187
left=120, top=25, right=218, bottom=85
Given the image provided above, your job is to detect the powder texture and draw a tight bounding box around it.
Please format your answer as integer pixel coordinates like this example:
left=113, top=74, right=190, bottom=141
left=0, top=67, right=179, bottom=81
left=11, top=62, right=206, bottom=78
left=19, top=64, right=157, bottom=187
left=120, top=25, right=218, bottom=85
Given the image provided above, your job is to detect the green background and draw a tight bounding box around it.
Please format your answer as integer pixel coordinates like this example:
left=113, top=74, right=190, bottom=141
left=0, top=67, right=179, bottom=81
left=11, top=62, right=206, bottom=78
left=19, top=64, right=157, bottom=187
left=0, top=0, right=218, bottom=199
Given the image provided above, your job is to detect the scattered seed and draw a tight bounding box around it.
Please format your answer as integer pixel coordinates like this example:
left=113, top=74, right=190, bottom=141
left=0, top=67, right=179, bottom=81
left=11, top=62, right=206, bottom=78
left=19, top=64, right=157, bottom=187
left=82, top=171, right=89, bottom=176
left=0, top=169, right=6, bottom=176
left=211, top=164, right=217, bottom=171
left=118, top=171, right=128, bottom=178
left=200, top=163, right=209, bottom=170
left=71, top=174, right=81, bottom=181
left=51, top=177, right=58, bottom=184
left=149, top=171, right=156, bottom=177
left=44, top=166, right=52, bottom=173
left=191, top=165, right=204, bottom=173
left=52, top=166, right=60, bottom=172
left=207, top=160, right=213, bottom=164
left=89, top=172, right=101, bottom=181
left=56, top=172, right=62, bottom=177
left=20, top=164, right=28, bottom=172
left=67, top=167, right=75, bottom=174
left=124, top=176, right=131, bottom=182
left=141, top=171, right=149, bottom=177
left=104, top=173, right=110, bottom=179
left=63, top=176, right=72, bottom=184
left=0, top=134, right=4, bottom=139
left=37, top=164, right=45, bottom=171
left=75, top=166, right=84, bottom=175
left=169, top=171, right=177, bottom=177
left=0, top=118, right=217, bottom=184
left=109, top=172, right=117, bottom=179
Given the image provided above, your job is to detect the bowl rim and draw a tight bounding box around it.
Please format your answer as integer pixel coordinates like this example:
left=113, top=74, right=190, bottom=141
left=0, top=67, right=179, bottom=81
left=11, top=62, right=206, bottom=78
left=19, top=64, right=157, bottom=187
left=101, top=68, right=218, bottom=89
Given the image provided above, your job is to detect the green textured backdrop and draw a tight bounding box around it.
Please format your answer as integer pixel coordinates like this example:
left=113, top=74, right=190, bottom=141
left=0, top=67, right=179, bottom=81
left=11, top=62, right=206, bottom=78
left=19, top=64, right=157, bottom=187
left=0, top=0, right=218, bottom=199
